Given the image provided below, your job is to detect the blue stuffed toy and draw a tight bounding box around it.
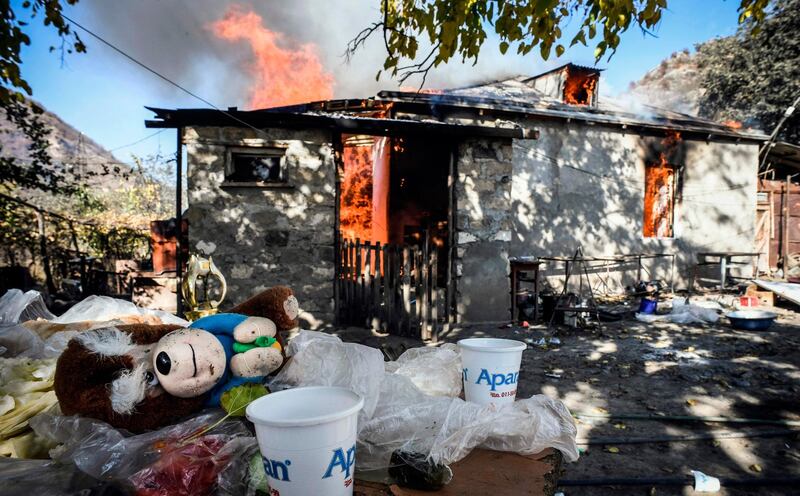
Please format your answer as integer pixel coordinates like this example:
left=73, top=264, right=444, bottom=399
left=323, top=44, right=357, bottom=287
left=152, top=313, right=284, bottom=406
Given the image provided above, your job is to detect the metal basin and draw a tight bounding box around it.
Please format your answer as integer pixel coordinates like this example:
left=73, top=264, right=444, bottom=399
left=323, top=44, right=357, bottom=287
left=725, top=310, right=777, bottom=331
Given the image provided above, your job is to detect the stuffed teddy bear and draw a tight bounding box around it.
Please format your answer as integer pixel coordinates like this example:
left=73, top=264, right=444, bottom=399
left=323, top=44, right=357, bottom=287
left=54, top=286, right=299, bottom=432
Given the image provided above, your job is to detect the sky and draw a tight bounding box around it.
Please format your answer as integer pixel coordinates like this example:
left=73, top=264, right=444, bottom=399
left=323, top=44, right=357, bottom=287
left=18, top=0, right=744, bottom=167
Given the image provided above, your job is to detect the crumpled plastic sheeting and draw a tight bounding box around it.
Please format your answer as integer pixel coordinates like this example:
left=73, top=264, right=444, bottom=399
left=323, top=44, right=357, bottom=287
left=636, top=302, right=720, bottom=325
left=0, top=290, right=189, bottom=358
left=0, top=290, right=55, bottom=324
left=384, top=344, right=462, bottom=397
left=270, top=330, right=385, bottom=421
left=26, top=411, right=260, bottom=496
left=0, top=458, right=126, bottom=496
left=0, top=290, right=57, bottom=358
left=270, top=331, right=579, bottom=472
left=51, top=295, right=187, bottom=326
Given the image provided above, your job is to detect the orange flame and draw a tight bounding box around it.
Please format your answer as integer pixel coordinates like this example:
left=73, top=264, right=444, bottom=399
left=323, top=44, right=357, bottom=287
left=211, top=6, right=334, bottom=109
left=339, top=136, right=389, bottom=245
left=643, top=131, right=682, bottom=238
left=563, top=68, right=598, bottom=105
left=340, top=142, right=374, bottom=242
left=722, top=120, right=743, bottom=129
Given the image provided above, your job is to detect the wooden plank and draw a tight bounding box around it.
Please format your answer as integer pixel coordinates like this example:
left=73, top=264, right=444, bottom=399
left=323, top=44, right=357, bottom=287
left=402, top=246, right=411, bottom=336
left=413, top=247, right=422, bottom=339
left=390, top=245, right=399, bottom=335
left=420, top=237, right=430, bottom=340
left=382, top=245, right=390, bottom=333
left=754, top=279, right=800, bottom=307
left=372, top=242, right=382, bottom=331
left=364, top=241, right=373, bottom=327
left=347, top=239, right=355, bottom=323
left=360, top=448, right=562, bottom=496
left=355, top=239, right=363, bottom=324
left=431, top=247, right=439, bottom=343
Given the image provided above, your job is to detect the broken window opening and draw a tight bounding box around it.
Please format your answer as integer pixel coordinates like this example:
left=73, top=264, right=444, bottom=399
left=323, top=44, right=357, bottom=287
left=224, top=146, right=287, bottom=184
left=562, top=67, right=599, bottom=106
left=643, top=163, right=676, bottom=238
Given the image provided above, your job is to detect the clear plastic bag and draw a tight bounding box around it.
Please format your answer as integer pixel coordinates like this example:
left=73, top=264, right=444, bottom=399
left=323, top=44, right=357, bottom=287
left=270, top=331, right=579, bottom=474
left=384, top=343, right=462, bottom=397
left=0, top=290, right=188, bottom=358
left=51, top=295, right=187, bottom=326
left=27, top=410, right=261, bottom=496
left=0, top=290, right=56, bottom=358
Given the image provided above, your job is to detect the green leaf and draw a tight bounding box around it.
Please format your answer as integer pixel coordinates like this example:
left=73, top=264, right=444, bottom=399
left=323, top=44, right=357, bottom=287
left=499, top=41, right=509, bottom=54
left=555, top=44, right=565, bottom=57
left=221, top=383, right=268, bottom=417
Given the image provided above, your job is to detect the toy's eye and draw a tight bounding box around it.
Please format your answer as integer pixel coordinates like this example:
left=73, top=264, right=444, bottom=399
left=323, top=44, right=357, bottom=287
left=145, top=371, right=159, bottom=386
left=156, top=352, right=171, bottom=375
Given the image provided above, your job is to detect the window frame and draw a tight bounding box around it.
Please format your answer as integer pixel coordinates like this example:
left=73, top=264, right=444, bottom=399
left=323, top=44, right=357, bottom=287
left=221, top=145, right=291, bottom=188
left=642, top=162, right=678, bottom=239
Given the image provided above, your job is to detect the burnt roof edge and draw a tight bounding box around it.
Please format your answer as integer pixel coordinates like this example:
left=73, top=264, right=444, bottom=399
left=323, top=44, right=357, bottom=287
left=144, top=107, right=536, bottom=140
left=373, top=92, right=767, bottom=144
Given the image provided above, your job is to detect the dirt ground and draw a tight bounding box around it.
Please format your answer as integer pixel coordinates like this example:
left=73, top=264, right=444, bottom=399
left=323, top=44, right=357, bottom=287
left=334, top=300, right=800, bottom=496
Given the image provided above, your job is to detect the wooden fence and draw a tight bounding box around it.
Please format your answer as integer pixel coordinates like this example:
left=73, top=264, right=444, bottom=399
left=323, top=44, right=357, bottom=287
left=336, top=236, right=448, bottom=341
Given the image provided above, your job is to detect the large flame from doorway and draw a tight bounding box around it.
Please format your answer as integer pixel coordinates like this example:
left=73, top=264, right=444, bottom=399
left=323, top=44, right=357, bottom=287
left=211, top=6, right=334, bottom=108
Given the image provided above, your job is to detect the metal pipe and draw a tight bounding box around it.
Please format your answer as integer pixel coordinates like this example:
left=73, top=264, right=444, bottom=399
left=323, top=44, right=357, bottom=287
left=176, top=128, right=183, bottom=317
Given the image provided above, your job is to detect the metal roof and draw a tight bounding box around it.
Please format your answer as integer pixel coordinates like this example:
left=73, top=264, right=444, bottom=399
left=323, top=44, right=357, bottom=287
left=146, top=63, right=767, bottom=144
left=144, top=106, right=537, bottom=139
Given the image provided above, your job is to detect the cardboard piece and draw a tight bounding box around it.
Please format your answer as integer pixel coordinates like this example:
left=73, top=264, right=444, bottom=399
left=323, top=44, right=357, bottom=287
left=355, top=448, right=562, bottom=496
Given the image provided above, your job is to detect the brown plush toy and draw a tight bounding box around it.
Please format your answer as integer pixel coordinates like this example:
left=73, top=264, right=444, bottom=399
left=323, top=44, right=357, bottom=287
left=54, top=324, right=206, bottom=433
left=53, top=286, right=299, bottom=432
left=229, top=285, right=299, bottom=337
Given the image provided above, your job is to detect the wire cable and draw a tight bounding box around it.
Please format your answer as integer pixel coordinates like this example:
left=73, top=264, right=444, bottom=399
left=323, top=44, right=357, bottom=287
left=108, top=129, right=166, bottom=152
left=60, top=13, right=269, bottom=138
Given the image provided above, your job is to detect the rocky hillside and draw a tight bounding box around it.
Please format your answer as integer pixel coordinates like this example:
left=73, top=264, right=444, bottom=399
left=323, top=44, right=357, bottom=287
left=623, top=49, right=704, bottom=117
left=0, top=99, right=173, bottom=229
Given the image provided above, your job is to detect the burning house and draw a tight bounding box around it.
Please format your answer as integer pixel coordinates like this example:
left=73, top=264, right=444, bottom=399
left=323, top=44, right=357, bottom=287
left=147, top=63, right=765, bottom=333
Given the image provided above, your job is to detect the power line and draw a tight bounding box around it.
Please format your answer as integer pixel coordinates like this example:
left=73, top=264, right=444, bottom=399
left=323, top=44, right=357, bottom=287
left=60, top=13, right=269, bottom=138
left=108, top=129, right=166, bottom=152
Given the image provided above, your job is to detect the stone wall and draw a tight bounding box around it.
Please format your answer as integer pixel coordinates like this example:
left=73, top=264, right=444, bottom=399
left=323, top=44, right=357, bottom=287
left=454, top=138, right=514, bottom=322
left=184, top=126, right=336, bottom=327
left=509, top=120, right=759, bottom=291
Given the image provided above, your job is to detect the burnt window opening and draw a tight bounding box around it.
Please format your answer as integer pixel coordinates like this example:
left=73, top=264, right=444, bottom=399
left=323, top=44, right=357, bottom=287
left=643, top=163, right=676, bottom=238
left=224, top=146, right=287, bottom=184
left=562, top=67, right=599, bottom=106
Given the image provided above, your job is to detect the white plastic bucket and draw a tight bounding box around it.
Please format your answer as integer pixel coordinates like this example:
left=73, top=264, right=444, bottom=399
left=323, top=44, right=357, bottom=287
left=458, top=338, right=527, bottom=408
left=246, top=386, right=364, bottom=496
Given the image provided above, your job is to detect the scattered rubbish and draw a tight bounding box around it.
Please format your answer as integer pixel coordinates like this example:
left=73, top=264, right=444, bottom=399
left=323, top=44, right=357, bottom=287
left=388, top=450, right=453, bottom=490
left=604, top=446, right=620, bottom=453
left=521, top=320, right=530, bottom=328
left=636, top=300, right=720, bottom=325
left=691, top=470, right=721, bottom=492
left=754, top=280, right=800, bottom=307
left=545, top=373, right=562, bottom=379
left=638, top=297, right=658, bottom=315
left=269, top=331, right=580, bottom=471
left=749, top=463, right=762, bottom=473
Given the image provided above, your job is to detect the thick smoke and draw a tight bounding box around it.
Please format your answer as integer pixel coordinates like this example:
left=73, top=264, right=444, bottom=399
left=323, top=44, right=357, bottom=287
left=79, top=0, right=554, bottom=108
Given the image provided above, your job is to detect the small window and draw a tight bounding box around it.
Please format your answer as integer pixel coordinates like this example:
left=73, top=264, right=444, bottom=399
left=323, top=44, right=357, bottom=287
left=224, top=146, right=287, bottom=184
left=643, top=164, right=675, bottom=238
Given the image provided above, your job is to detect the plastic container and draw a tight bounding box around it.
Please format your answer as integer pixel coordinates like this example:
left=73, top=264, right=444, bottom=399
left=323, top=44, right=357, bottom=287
left=726, top=310, right=777, bottom=331
left=246, top=386, right=364, bottom=495
left=457, top=338, right=527, bottom=408
left=638, top=297, right=658, bottom=314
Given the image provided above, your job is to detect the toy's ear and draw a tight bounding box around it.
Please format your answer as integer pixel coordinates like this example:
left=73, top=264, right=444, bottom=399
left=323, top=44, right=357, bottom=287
left=230, top=286, right=299, bottom=331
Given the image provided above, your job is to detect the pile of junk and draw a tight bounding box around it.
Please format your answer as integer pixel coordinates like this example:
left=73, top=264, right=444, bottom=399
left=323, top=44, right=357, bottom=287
left=0, top=288, right=578, bottom=495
